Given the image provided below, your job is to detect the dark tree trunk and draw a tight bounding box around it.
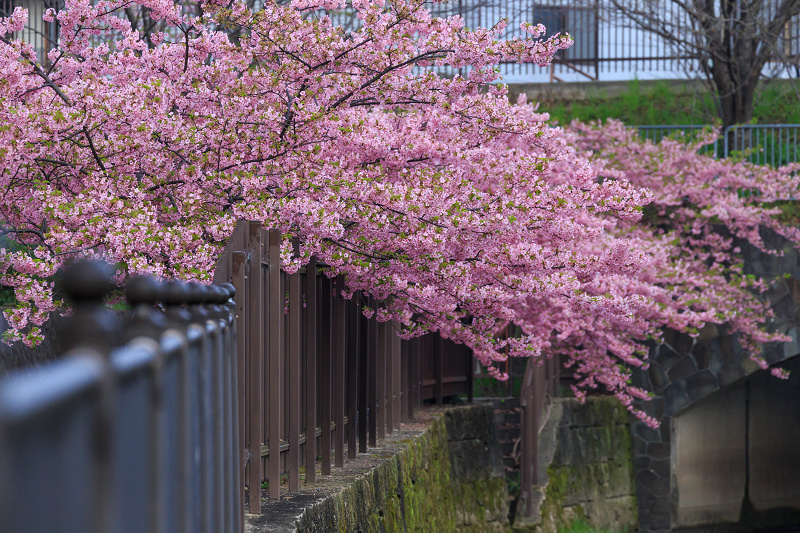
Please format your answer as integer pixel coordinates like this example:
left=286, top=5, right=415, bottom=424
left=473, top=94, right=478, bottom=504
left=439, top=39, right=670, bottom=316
left=712, top=64, right=758, bottom=129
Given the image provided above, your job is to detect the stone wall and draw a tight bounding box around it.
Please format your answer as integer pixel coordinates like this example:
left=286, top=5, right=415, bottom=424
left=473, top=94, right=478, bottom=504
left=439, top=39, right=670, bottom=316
left=294, top=404, right=510, bottom=533
left=631, top=227, right=800, bottom=532
left=516, top=397, right=638, bottom=533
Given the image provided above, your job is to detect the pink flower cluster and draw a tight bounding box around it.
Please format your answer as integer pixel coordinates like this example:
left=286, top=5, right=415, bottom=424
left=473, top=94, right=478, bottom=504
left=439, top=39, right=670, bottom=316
left=0, top=0, right=796, bottom=424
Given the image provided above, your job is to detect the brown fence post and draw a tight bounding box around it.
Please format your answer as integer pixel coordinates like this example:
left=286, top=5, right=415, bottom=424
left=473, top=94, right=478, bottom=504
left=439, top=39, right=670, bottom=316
left=304, top=257, right=318, bottom=484
left=246, top=222, right=264, bottom=512
left=287, top=241, right=302, bottom=493
left=379, top=318, right=388, bottom=438
left=358, top=292, right=369, bottom=453
left=434, top=335, right=443, bottom=406
left=401, top=337, right=410, bottom=422
left=519, top=358, right=535, bottom=518
left=318, top=274, right=332, bottom=475
left=347, top=290, right=359, bottom=459
left=368, top=297, right=378, bottom=448
left=466, top=345, right=474, bottom=403
left=232, top=253, right=247, bottom=525
left=392, top=327, right=402, bottom=427
left=333, top=277, right=346, bottom=467
left=267, top=228, right=282, bottom=501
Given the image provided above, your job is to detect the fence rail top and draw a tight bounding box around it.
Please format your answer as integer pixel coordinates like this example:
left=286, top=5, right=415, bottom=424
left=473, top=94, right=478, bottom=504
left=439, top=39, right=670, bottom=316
left=0, top=355, right=104, bottom=423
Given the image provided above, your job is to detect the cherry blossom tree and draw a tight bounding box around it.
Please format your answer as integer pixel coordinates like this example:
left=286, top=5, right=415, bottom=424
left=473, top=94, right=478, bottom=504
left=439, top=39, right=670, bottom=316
left=1, top=0, right=798, bottom=422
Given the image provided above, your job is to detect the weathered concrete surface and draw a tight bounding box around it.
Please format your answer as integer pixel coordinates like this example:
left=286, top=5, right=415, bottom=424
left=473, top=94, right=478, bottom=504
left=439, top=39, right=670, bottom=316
left=748, top=360, right=800, bottom=513
left=669, top=354, right=800, bottom=532
left=673, top=385, right=747, bottom=527
left=632, top=226, right=800, bottom=533
left=246, top=404, right=509, bottom=533
left=514, top=397, right=638, bottom=533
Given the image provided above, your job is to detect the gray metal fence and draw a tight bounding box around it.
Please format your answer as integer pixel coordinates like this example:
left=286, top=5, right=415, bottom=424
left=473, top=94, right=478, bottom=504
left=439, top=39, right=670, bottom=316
left=0, top=261, right=243, bottom=533
left=724, top=124, right=800, bottom=168
left=636, top=124, right=800, bottom=166
left=8, top=0, right=799, bottom=82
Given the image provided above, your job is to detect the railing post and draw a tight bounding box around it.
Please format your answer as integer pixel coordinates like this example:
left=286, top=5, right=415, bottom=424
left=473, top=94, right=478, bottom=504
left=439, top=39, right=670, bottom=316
left=304, top=257, right=318, bottom=484
left=434, top=335, right=443, bottom=406
left=267, top=228, right=282, bottom=501
left=161, top=280, right=197, bottom=533
left=379, top=316, right=388, bottom=438
left=347, top=290, right=359, bottom=459
left=401, top=337, right=410, bottom=422
left=519, top=358, right=536, bottom=518
left=287, top=240, right=301, bottom=493
left=59, top=260, right=118, bottom=355
left=318, top=273, right=332, bottom=476
left=60, top=260, right=117, bottom=533
left=221, top=282, right=244, bottom=533
left=333, top=276, right=346, bottom=467
left=368, top=296, right=378, bottom=448
left=231, top=250, right=248, bottom=523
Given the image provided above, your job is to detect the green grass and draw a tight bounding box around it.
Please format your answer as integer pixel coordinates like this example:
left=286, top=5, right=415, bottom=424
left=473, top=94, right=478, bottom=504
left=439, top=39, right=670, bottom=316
left=558, top=518, right=626, bottom=533
left=542, top=79, right=800, bottom=126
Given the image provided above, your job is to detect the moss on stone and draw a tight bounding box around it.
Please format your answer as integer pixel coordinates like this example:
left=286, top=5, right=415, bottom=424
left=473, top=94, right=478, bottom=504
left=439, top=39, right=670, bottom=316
left=515, top=398, right=637, bottom=533
left=301, top=405, right=510, bottom=533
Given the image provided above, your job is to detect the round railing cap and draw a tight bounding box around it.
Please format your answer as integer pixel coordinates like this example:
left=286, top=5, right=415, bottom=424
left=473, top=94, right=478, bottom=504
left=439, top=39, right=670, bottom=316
left=162, top=279, right=190, bottom=306
left=209, top=285, right=228, bottom=304
left=61, top=260, right=114, bottom=303
left=186, top=282, right=207, bottom=305
left=126, top=276, right=161, bottom=305
left=220, top=282, right=236, bottom=299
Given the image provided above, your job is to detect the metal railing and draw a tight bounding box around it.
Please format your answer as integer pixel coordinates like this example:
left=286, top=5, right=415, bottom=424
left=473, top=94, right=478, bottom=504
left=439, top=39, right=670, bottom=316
left=0, top=261, right=243, bottom=533
left=636, top=124, right=800, bottom=166
left=212, top=221, right=474, bottom=512
left=10, top=0, right=798, bottom=82
left=724, top=124, right=800, bottom=168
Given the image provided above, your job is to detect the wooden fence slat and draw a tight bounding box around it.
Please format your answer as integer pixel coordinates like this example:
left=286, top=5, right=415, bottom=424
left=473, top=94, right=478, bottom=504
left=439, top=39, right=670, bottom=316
left=288, top=257, right=301, bottom=492
left=319, top=275, right=332, bottom=476
left=519, top=359, right=535, bottom=518
left=379, top=318, right=388, bottom=438
left=434, top=335, right=443, bottom=406
left=267, top=228, right=282, bottom=502
left=354, top=291, right=367, bottom=455
left=247, top=222, right=264, bottom=511
left=392, top=326, right=402, bottom=430
left=369, top=297, right=379, bottom=447
left=305, top=257, right=318, bottom=484
left=407, top=339, right=416, bottom=420
left=232, top=252, right=247, bottom=524
left=466, top=344, right=474, bottom=404
left=334, top=277, right=346, bottom=467
left=401, top=337, right=409, bottom=422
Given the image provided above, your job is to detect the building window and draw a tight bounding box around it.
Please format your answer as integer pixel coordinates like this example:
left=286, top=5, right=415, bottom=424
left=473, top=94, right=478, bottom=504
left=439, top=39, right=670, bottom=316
left=533, top=5, right=598, bottom=63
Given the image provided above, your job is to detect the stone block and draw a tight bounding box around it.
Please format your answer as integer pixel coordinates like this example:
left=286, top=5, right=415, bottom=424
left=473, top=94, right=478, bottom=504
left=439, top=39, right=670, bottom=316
left=667, top=355, right=698, bottom=383
left=685, top=370, right=720, bottom=404
left=663, top=381, right=691, bottom=416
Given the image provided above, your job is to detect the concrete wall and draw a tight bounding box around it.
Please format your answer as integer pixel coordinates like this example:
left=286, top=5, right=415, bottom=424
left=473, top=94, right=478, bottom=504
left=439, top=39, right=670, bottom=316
left=748, top=361, right=800, bottom=512
left=293, top=404, right=510, bottom=533
left=250, top=398, right=639, bottom=533
left=631, top=226, right=800, bottom=532
left=673, top=384, right=747, bottom=527
left=671, top=356, right=800, bottom=530
left=518, top=397, right=638, bottom=533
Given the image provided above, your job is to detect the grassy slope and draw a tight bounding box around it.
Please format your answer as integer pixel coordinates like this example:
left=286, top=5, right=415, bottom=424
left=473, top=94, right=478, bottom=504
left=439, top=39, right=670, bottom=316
left=538, top=79, right=800, bottom=126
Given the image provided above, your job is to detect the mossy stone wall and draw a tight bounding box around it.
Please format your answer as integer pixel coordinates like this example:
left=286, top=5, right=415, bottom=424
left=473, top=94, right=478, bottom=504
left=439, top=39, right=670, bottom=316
left=518, top=397, right=638, bottom=533
left=295, top=404, right=510, bottom=533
